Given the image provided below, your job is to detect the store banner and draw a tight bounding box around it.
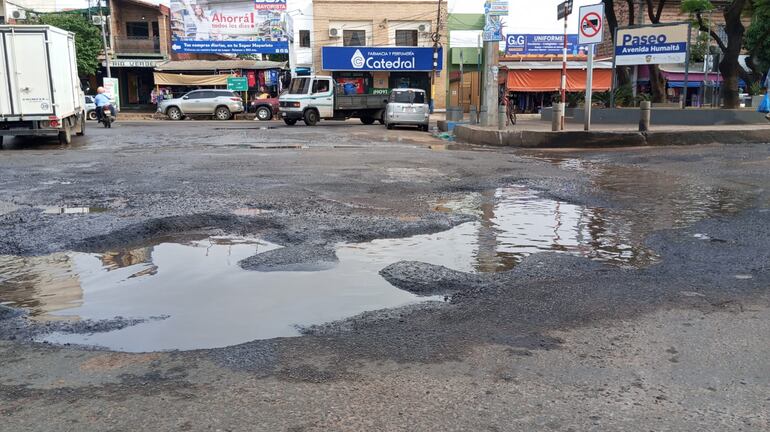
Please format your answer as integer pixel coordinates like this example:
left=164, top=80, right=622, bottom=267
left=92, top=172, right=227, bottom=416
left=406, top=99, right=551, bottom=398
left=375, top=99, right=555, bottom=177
left=506, top=34, right=588, bottom=56
left=170, top=0, right=290, bottom=54
left=615, top=23, right=689, bottom=66
left=321, top=47, right=443, bottom=72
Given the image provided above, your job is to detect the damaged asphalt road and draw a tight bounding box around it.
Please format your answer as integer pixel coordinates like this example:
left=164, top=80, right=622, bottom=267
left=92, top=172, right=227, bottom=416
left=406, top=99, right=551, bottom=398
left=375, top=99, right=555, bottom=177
left=0, top=121, right=769, bottom=431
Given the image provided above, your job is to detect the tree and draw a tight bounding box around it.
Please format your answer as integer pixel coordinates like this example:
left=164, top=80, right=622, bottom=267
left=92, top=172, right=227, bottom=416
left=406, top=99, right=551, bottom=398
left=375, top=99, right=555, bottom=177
left=603, top=0, right=636, bottom=87
left=641, top=0, right=669, bottom=103
left=744, top=0, right=770, bottom=76
left=682, top=0, right=749, bottom=109
left=36, top=13, right=103, bottom=77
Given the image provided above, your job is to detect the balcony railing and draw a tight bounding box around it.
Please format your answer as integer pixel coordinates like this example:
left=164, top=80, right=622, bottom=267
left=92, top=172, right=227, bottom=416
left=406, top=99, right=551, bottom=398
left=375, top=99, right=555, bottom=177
left=112, top=37, right=162, bottom=55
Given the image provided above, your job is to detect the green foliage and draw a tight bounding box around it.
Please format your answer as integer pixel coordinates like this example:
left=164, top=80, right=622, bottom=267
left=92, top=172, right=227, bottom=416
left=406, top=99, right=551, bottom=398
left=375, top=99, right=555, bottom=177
left=636, top=92, right=652, bottom=103
left=689, top=31, right=717, bottom=64
left=592, top=85, right=638, bottom=108
left=745, top=1, right=770, bottom=72
left=36, top=13, right=103, bottom=76
left=749, top=81, right=764, bottom=95
left=592, top=90, right=611, bottom=107
left=566, top=91, right=585, bottom=108
left=613, top=84, right=635, bottom=107
left=681, top=0, right=715, bottom=13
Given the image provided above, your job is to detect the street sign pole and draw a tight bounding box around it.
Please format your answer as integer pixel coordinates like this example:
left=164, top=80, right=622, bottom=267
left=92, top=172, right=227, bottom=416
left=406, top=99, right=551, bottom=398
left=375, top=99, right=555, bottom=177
left=561, top=15, right=568, bottom=131
left=578, top=3, right=604, bottom=131
left=557, top=0, right=573, bottom=131
left=585, top=45, right=594, bottom=131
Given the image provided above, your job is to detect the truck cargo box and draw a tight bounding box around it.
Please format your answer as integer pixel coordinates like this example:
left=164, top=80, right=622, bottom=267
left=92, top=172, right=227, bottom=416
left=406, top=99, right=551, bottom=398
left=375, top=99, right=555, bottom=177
left=0, top=25, right=82, bottom=120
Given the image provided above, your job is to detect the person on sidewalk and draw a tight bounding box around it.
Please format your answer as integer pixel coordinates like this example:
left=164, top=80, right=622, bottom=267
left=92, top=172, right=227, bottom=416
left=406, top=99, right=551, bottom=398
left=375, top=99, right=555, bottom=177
left=765, top=68, right=770, bottom=120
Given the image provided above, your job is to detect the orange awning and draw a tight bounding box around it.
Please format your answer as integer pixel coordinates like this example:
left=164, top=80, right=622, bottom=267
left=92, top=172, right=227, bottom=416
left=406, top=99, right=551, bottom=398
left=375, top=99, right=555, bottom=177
left=506, top=69, right=612, bottom=92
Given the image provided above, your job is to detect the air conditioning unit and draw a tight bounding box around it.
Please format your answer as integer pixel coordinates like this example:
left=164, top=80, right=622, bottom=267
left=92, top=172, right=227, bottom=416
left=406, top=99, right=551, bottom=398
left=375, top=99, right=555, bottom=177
left=329, top=27, right=342, bottom=38
left=92, top=15, right=106, bottom=26
left=10, top=8, right=27, bottom=20
left=418, top=24, right=431, bottom=34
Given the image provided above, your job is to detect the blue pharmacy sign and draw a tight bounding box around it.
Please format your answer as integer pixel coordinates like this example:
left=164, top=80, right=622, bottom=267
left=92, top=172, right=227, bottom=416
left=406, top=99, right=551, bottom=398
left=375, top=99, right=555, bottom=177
left=505, top=34, right=588, bottom=56
left=321, top=47, right=443, bottom=72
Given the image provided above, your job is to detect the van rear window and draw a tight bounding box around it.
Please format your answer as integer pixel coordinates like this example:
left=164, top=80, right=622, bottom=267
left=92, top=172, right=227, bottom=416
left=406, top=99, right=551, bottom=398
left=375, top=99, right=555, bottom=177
left=389, top=91, right=425, bottom=104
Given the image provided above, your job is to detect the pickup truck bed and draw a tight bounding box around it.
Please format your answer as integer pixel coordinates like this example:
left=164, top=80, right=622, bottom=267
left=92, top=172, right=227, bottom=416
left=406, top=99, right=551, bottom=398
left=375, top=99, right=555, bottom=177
left=335, top=94, right=388, bottom=111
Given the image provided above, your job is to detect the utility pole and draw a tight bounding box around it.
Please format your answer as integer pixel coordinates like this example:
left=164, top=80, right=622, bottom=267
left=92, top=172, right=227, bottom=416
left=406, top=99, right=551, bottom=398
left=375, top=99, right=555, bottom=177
left=431, top=0, right=442, bottom=113
left=480, top=1, right=504, bottom=127
left=98, top=0, right=111, bottom=78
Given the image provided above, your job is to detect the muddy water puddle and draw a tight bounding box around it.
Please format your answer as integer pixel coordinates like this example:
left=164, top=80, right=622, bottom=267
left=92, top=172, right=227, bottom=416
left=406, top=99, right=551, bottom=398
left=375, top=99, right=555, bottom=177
left=423, top=186, right=657, bottom=272
left=0, top=236, right=442, bottom=352
left=0, top=179, right=749, bottom=352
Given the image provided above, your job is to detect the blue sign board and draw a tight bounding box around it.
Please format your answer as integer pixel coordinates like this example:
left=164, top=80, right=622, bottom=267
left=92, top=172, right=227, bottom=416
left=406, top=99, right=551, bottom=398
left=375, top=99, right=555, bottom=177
left=322, top=47, right=443, bottom=72
left=505, top=34, right=588, bottom=56
left=614, top=24, right=690, bottom=66
left=171, top=40, right=289, bottom=55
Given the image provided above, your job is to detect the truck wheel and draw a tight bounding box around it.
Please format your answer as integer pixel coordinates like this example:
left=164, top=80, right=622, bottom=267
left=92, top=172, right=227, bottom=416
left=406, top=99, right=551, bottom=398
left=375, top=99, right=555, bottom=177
left=167, top=107, right=183, bottom=121
left=360, top=116, right=375, bottom=125
left=58, top=127, right=72, bottom=145
left=303, top=109, right=319, bottom=126
left=0, top=136, right=4, bottom=148
left=284, top=118, right=297, bottom=126
left=76, top=113, right=86, bottom=136
left=215, top=106, right=232, bottom=121
left=256, top=106, right=272, bottom=121
left=87, top=110, right=98, bottom=121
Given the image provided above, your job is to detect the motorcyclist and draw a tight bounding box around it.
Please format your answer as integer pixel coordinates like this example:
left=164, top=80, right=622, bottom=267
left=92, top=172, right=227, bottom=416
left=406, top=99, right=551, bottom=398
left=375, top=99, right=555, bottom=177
left=94, top=87, right=116, bottom=122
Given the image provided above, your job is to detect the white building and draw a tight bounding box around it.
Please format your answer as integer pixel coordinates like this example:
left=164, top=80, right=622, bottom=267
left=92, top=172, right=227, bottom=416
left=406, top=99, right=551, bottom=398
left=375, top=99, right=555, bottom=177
left=288, top=0, right=313, bottom=74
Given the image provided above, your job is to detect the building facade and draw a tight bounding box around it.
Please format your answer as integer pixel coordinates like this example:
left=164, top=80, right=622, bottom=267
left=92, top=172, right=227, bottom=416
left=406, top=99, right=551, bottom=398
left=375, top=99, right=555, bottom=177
left=104, top=0, right=171, bottom=107
left=311, top=0, right=448, bottom=110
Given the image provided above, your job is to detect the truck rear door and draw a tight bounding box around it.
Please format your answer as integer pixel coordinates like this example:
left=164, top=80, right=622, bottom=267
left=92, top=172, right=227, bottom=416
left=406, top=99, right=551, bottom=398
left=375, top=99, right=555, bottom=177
left=1, top=29, right=54, bottom=116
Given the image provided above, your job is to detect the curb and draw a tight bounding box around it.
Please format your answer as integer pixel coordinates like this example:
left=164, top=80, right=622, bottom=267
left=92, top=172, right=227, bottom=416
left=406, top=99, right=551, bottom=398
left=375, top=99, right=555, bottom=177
left=453, top=125, right=770, bottom=148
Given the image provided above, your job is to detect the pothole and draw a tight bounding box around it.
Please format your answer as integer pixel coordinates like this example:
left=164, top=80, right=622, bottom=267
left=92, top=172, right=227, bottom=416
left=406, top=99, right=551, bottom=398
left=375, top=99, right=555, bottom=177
left=0, top=236, right=442, bottom=352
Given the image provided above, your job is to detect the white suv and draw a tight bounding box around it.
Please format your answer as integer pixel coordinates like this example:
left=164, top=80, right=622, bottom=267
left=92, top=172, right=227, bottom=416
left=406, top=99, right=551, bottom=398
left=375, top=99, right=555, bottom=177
left=159, top=90, right=244, bottom=120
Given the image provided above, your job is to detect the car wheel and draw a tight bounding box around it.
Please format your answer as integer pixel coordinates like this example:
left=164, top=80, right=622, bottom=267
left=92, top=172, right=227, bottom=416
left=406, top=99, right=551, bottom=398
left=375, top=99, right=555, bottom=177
left=303, top=109, right=319, bottom=126
left=284, top=118, right=298, bottom=126
left=87, top=110, right=97, bottom=121
left=167, top=107, right=183, bottom=121
left=386, top=123, right=394, bottom=130
left=360, top=116, right=375, bottom=125
left=215, top=106, right=232, bottom=121
left=256, top=106, right=273, bottom=121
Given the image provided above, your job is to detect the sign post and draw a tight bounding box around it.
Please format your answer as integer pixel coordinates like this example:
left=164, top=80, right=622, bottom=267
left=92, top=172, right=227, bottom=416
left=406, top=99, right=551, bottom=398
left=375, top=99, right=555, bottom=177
left=557, top=0, right=573, bottom=131
left=227, top=77, right=248, bottom=92
left=578, top=3, right=604, bottom=131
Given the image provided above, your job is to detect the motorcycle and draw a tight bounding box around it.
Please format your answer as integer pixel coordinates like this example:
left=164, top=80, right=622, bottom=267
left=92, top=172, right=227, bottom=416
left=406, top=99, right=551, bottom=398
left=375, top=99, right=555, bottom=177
left=100, top=105, right=115, bottom=128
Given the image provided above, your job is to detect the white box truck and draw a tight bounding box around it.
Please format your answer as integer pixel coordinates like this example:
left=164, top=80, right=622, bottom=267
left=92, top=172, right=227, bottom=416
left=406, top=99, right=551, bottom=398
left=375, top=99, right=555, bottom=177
left=0, top=25, right=86, bottom=146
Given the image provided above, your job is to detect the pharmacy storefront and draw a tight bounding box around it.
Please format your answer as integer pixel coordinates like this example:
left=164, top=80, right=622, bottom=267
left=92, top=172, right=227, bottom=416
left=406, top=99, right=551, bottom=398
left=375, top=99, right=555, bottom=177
left=321, top=46, right=443, bottom=104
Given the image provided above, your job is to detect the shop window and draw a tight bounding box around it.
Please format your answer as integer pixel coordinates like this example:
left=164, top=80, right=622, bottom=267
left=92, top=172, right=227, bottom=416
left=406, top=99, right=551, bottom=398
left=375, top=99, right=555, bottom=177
left=126, top=21, right=149, bottom=39
left=343, top=30, right=366, bottom=47
left=395, top=30, right=418, bottom=47
left=299, top=30, right=311, bottom=48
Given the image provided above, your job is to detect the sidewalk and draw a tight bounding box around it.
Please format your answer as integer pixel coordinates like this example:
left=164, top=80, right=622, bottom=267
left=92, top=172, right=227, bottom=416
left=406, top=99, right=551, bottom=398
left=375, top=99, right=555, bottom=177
left=453, top=119, right=770, bottom=148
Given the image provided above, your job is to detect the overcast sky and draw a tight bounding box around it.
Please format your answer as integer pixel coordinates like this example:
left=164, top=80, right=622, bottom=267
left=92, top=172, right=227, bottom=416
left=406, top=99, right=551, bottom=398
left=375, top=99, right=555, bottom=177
left=450, top=0, right=601, bottom=35
left=23, top=0, right=602, bottom=36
